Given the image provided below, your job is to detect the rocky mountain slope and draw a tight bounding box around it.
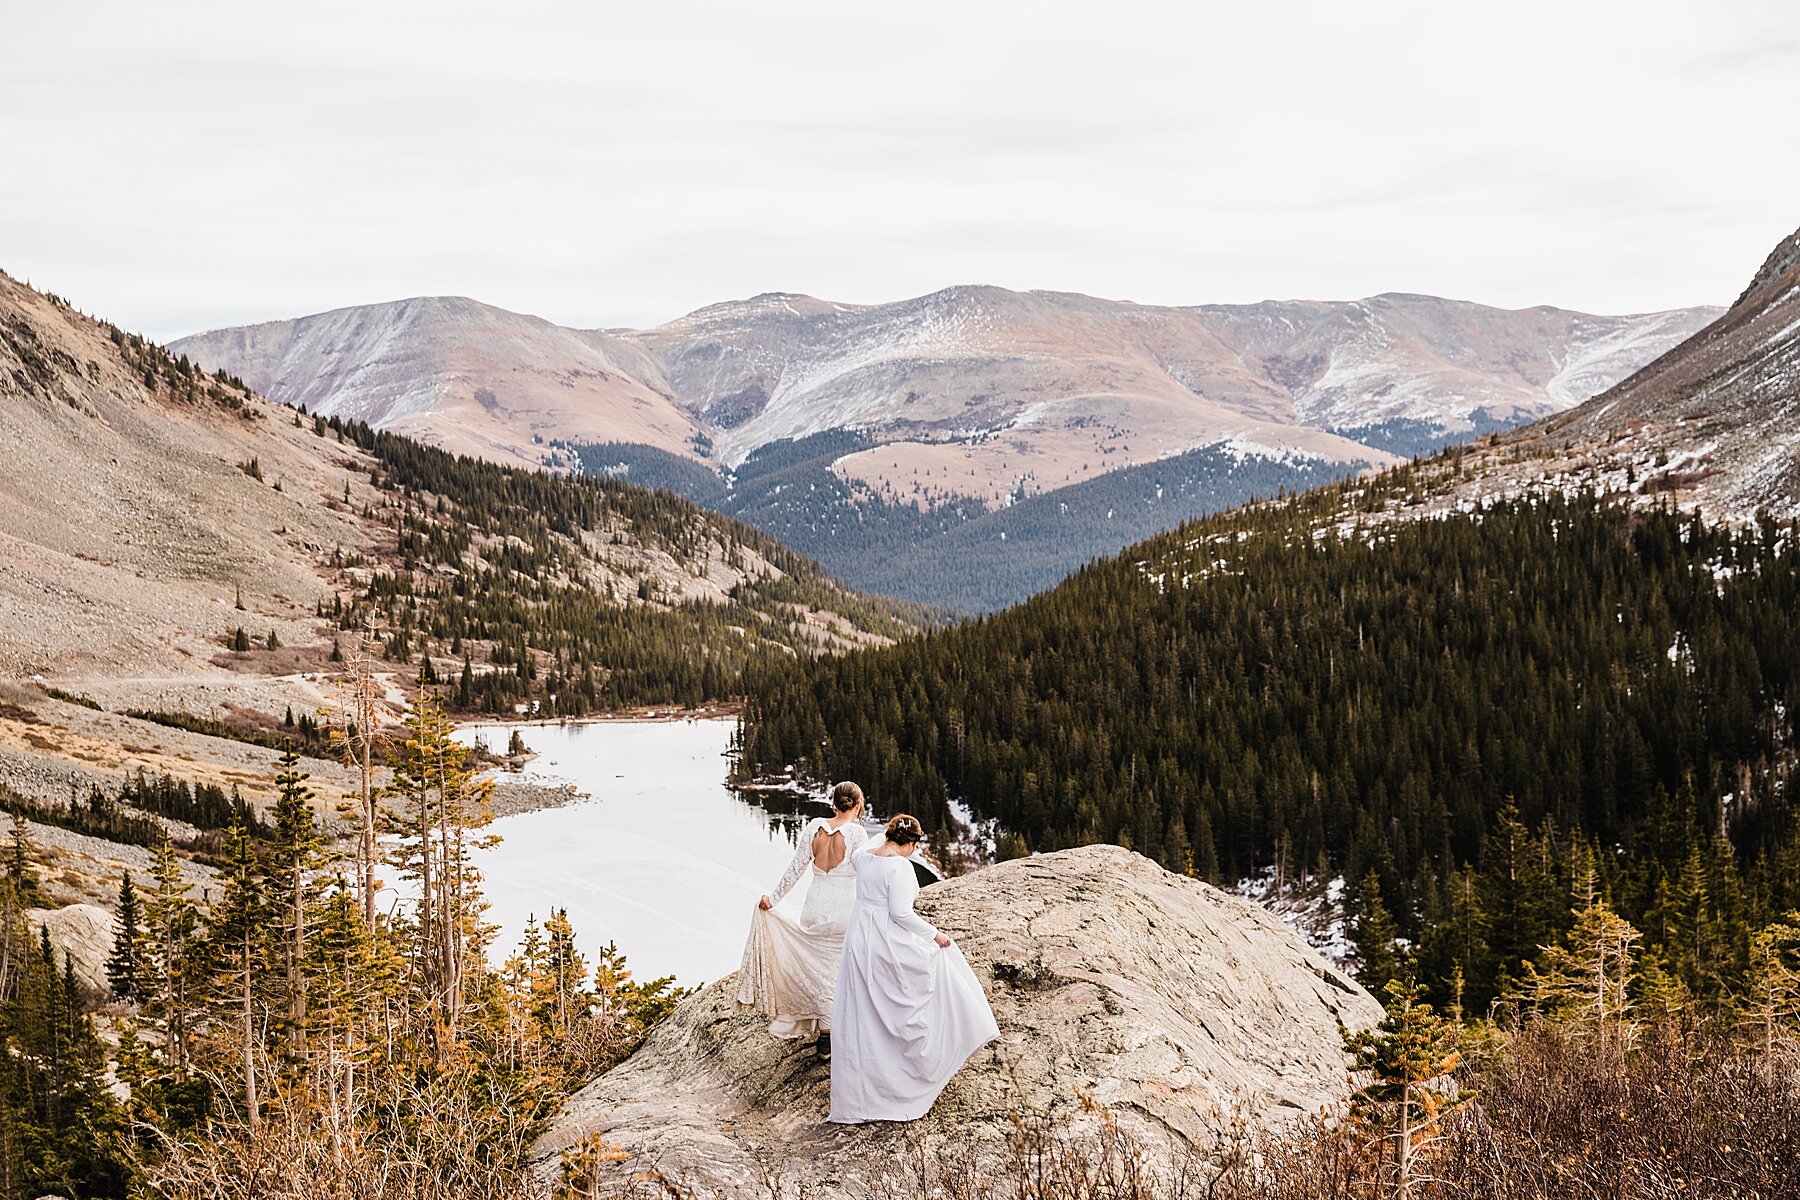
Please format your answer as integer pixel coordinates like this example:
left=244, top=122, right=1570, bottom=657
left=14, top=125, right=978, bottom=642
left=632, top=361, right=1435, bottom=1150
left=175, top=288, right=1717, bottom=611
left=1518, top=224, right=1800, bottom=518
left=0, top=269, right=909, bottom=694
left=531, top=845, right=1381, bottom=1197
left=0, top=268, right=916, bottom=905
left=1346, top=221, right=1800, bottom=525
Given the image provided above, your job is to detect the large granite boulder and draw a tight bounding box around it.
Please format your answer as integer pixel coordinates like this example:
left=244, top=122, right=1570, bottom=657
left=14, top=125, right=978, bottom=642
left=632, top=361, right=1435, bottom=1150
left=27, top=903, right=115, bottom=996
left=532, top=845, right=1381, bottom=1196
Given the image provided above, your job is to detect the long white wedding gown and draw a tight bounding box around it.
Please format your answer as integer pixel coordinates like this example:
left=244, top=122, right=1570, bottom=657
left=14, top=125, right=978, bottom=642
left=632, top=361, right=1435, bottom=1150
left=828, top=843, right=999, bottom=1123
left=736, top=815, right=868, bottom=1038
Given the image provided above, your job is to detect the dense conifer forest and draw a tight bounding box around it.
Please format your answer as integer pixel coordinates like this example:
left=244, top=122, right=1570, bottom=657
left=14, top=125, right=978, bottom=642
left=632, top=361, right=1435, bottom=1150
left=740, top=471, right=1800, bottom=1009
left=308, top=414, right=924, bottom=715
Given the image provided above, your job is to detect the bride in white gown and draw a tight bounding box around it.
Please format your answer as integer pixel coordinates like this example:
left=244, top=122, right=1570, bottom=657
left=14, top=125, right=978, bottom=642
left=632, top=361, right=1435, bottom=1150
left=829, top=814, right=999, bottom=1124
left=736, top=782, right=868, bottom=1044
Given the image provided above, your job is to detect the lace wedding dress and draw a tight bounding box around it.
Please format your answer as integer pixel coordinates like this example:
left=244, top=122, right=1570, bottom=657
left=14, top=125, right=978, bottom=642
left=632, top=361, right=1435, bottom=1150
left=736, top=815, right=868, bottom=1038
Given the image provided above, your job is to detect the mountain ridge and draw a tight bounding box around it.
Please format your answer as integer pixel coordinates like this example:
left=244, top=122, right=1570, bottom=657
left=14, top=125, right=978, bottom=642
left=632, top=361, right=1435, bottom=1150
left=173, top=284, right=1719, bottom=477
left=174, top=283, right=1718, bottom=609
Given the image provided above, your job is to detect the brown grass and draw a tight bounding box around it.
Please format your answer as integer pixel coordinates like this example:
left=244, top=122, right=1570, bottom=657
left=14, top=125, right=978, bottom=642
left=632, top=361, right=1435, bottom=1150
left=137, top=1019, right=1800, bottom=1200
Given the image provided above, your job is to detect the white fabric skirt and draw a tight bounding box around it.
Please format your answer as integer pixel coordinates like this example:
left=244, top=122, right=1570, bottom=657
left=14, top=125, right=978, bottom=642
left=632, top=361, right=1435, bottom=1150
left=736, top=870, right=856, bottom=1039
left=827, top=913, right=999, bottom=1122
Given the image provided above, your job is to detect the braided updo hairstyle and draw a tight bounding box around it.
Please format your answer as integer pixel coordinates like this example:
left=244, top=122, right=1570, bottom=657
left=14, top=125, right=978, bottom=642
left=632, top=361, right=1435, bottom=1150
left=884, top=813, right=924, bottom=845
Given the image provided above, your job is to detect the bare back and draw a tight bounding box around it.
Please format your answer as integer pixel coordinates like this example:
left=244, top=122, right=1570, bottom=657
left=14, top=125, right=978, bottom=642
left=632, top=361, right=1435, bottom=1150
left=812, top=824, right=848, bottom=872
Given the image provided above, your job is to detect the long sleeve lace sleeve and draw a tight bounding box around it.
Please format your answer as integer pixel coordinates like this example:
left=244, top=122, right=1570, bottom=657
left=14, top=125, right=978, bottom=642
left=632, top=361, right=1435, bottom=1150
left=768, top=819, right=819, bottom=905
left=886, top=864, right=940, bottom=941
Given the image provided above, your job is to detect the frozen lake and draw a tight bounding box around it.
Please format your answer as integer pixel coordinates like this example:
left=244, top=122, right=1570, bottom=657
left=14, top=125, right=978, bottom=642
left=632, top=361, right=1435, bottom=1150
left=454, top=719, right=827, bottom=987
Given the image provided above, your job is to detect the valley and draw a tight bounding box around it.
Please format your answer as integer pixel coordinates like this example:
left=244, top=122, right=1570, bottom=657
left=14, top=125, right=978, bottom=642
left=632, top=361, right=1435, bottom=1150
left=0, top=267, right=921, bottom=914
left=736, top=222, right=1800, bottom=1018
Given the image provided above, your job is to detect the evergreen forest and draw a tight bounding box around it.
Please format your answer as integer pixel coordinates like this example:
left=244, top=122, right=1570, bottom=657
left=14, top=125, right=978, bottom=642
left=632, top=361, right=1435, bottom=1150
left=739, top=471, right=1800, bottom=1011
left=562, top=432, right=1365, bottom=612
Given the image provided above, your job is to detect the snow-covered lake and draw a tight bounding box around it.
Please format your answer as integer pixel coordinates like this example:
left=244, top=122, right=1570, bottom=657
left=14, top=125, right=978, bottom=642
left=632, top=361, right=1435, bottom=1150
left=453, top=719, right=825, bottom=987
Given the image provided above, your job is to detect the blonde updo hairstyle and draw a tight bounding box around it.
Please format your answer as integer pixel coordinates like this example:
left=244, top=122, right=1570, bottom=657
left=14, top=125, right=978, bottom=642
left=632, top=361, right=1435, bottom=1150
left=884, top=813, right=924, bottom=846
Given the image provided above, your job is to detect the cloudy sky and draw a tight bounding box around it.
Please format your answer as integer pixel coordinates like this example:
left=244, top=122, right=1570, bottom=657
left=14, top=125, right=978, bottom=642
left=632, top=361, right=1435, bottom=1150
left=4, top=1, right=1797, bottom=341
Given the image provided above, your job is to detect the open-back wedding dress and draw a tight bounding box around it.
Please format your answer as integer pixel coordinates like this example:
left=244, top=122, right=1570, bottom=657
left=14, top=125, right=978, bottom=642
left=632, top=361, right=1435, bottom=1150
left=828, top=843, right=999, bottom=1123
left=736, top=815, right=868, bottom=1038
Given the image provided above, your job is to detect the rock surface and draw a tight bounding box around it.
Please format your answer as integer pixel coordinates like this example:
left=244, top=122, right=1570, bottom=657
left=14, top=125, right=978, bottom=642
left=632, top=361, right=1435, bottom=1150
left=26, top=903, right=115, bottom=996
left=531, top=845, right=1381, bottom=1197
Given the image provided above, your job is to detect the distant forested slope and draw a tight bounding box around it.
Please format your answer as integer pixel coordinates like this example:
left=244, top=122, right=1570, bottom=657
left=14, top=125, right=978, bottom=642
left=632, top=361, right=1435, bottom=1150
left=565, top=435, right=1367, bottom=612
left=314, top=416, right=927, bottom=713
left=739, top=472, right=1800, bottom=1008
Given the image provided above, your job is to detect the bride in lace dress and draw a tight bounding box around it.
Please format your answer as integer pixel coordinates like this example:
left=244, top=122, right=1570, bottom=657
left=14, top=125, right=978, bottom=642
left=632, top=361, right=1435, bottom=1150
left=736, top=781, right=868, bottom=1047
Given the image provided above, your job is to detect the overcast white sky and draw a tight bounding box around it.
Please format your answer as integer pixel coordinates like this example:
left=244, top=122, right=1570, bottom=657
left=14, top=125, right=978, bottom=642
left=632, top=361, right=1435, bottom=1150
left=3, top=1, right=1797, bottom=341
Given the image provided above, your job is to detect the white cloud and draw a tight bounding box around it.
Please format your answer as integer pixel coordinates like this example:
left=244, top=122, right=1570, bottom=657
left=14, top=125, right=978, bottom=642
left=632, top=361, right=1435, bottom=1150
left=3, top=0, right=1797, bottom=341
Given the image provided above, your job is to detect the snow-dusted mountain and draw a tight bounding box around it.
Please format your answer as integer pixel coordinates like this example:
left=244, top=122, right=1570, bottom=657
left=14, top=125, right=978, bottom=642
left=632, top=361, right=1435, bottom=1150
left=614, top=287, right=1717, bottom=500
left=171, top=296, right=698, bottom=469
left=1533, top=224, right=1800, bottom=518
left=1289, top=222, right=1800, bottom=533
left=174, top=286, right=1719, bottom=610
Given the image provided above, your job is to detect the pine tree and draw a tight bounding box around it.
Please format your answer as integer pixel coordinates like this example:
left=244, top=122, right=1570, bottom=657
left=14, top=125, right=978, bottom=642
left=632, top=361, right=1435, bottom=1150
left=1345, top=977, right=1473, bottom=1199
left=458, top=655, right=475, bottom=709
left=141, top=837, right=200, bottom=1075
left=537, top=907, right=588, bottom=1035
left=1354, top=869, right=1403, bottom=993
left=269, top=752, right=327, bottom=1057
left=1654, top=843, right=1725, bottom=1000
left=1742, top=915, right=1800, bottom=1053
left=1419, top=867, right=1492, bottom=1010
left=5, top=814, right=41, bottom=907
left=306, top=878, right=400, bottom=1124
left=385, top=693, right=496, bottom=1050
left=1635, top=950, right=1692, bottom=1023
left=105, top=871, right=142, bottom=1001
left=208, top=818, right=272, bottom=1131
left=1518, top=883, right=1641, bottom=1050
left=335, top=622, right=385, bottom=930
left=1478, top=802, right=1564, bottom=986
